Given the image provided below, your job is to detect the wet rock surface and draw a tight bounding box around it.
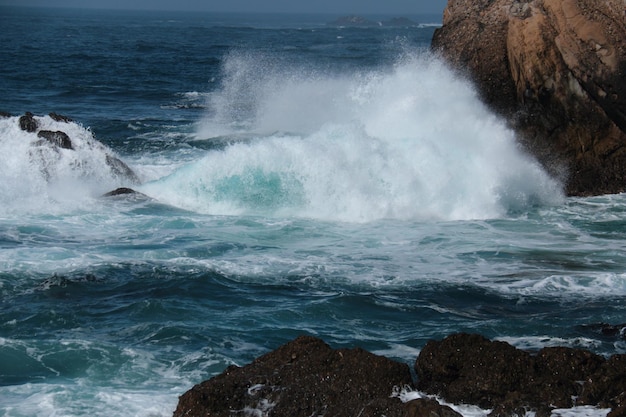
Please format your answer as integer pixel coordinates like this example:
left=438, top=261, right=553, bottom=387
left=415, top=333, right=626, bottom=417
left=173, top=335, right=413, bottom=417
left=174, top=333, right=626, bottom=417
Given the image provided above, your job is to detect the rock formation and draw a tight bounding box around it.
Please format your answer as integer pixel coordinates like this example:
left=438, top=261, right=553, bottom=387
left=174, top=334, right=626, bottom=417
left=431, top=0, right=626, bottom=196
left=415, top=333, right=626, bottom=417
left=174, top=333, right=626, bottom=417
left=12, top=112, right=141, bottom=185
left=173, top=335, right=415, bottom=417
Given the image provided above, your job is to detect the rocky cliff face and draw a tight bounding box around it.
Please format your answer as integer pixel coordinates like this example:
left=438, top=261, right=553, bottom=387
left=432, top=0, right=626, bottom=196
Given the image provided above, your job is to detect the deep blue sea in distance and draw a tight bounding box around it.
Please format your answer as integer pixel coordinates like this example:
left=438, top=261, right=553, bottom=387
left=1, top=6, right=625, bottom=417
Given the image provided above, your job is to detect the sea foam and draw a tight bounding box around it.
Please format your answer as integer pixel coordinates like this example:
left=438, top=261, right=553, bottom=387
left=143, top=51, right=563, bottom=222
left=0, top=115, right=136, bottom=215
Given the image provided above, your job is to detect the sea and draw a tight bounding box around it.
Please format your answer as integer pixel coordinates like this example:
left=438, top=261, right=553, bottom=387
left=0, top=6, right=624, bottom=417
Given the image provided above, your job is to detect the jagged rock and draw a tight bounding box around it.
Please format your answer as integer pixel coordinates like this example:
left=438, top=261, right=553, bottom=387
left=19, top=112, right=38, bottom=132
left=37, top=130, right=74, bottom=150
left=432, top=0, right=626, bottom=196
left=0, top=111, right=11, bottom=118
left=49, top=112, right=72, bottom=123
left=414, top=333, right=625, bottom=416
left=173, top=335, right=413, bottom=417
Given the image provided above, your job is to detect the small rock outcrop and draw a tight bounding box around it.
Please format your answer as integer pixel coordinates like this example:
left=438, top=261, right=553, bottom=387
left=173, top=335, right=414, bottom=417
left=11, top=112, right=141, bottom=185
left=37, top=130, right=74, bottom=150
left=48, top=112, right=72, bottom=123
left=19, top=112, right=38, bottom=132
left=432, top=0, right=626, bottom=196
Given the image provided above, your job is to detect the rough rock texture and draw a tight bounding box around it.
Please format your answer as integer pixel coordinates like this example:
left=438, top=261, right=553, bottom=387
left=432, top=0, right=626, bottom=196
left=173, top=335, right=414, bottom=417
left=415, top=333, right=626, bottom=417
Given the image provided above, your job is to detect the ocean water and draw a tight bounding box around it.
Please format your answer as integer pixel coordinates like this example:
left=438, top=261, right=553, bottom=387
left=0, top=6, right=625, bottom=417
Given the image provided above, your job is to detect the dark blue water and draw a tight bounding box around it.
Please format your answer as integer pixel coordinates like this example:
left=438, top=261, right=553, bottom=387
left=1, top=6, right=624, bottom=417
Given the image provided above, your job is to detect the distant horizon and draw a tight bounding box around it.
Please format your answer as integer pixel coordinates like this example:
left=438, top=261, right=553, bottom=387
left=0, top=0, right=447, bottom=16
left=0, top=5, right=444, bottom=16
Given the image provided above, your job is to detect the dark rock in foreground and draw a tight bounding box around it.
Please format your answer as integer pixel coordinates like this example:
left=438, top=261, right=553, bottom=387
left=415, top=333, right=626, bottom=417
left=431, top=0, right=626, bottom=196
left=175, top=333, right=626, bottom=417
left=173, top=335, right=413, bottom=417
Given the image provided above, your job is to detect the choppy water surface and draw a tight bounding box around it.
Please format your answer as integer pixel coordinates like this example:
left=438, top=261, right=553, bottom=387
left=0, top=6, right=624, bottom=417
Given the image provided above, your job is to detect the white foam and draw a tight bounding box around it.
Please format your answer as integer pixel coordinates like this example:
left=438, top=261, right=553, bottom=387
left=0, top=115, right=138, bottom=215
left=496, top=336, right=603, bottom=351
left=394, top=388, right=611, bottom=417
left=146, top=50, right=563, bottom=222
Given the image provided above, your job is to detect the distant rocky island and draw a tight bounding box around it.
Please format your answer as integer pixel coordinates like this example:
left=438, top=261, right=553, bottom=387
left=327, top=15, right=418, bottom=27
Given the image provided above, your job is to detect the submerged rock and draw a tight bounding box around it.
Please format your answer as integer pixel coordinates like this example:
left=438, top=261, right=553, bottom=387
left=173, top=335, right=413, bottom=417
left=105, top=154, right=141, bottom=185
left=102, top=187, right=139, bottom=197
left=102, top=187, right=150, bottom=200
left=431, top=0, right=626, bottom=196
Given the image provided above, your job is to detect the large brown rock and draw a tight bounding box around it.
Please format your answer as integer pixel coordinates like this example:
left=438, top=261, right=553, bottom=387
left=432, top=0, right=626, bottom=196
left=173, top=335, right=413, bottom=417
left=414, top=333, right=625, bottom=416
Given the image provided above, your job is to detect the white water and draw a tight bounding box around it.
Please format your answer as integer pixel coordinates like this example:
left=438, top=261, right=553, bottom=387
left=0, top=115, right=136, bottom=215
left=142, top=51, right=563, bottom=222
left=0, top=52, right=562, bottom=222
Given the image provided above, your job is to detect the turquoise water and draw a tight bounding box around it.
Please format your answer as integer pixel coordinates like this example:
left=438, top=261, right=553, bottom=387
left=1, top=6, right=625, bottom=417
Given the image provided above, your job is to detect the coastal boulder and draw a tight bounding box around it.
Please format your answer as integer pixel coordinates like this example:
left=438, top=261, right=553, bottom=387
left=173, top=335, right=413, bottom=417
left=413, top=333, right=622, bottom=416
left=432, top=0, right=626, bottom=196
